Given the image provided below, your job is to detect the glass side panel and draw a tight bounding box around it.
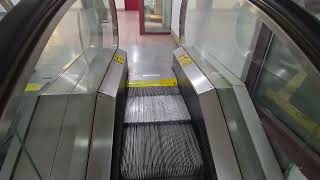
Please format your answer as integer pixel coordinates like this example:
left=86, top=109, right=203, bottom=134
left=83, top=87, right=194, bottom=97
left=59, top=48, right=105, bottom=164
left=144, top=0, right=172, bottom=33
left=292, top=0, right=320, bottom=20
left=0, top=0, right=116, bottom=179
left=253, top=36, right=320, bottom=155
left=183, top=0, right=316, bottom=178
left=184, top=0, right=260, bottom=79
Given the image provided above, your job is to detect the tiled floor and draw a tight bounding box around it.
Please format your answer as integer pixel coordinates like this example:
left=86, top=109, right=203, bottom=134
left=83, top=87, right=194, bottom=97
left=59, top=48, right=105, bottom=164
left=118, top=11, right=176, bottom=48
left=117, top=11, right=178, bottom=81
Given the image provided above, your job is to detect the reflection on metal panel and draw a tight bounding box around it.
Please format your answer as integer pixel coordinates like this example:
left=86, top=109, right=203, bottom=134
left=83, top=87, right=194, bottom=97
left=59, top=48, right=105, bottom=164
left=173, top=47, right=243, bottom=180
left=0, top=0, right=118, bottom=178
left=13, top=95, right=69, bottom=180
left=86, top=49, right=128, bottom=180
left=173, top=47, right=214, bottom=95
left=0, top=96, right=39, bottom=180
left=184, top=46, right=283, bottom=180
left=50, top=94, right=96, bottom=180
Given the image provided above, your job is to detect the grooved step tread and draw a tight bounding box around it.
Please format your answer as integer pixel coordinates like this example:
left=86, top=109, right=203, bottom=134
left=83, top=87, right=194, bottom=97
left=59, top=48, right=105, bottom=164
left=121, top=124, right=204, bottom=180
left=124, top=95, right=191, bottom=124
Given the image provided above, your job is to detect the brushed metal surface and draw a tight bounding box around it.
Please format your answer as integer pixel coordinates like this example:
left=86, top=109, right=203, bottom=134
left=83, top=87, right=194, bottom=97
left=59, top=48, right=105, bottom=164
left=233, top=86, right=283, bottom=180
left=0, top=96, right=39, bottom=180
left=48, top=49, right=115, bottom=180
left=183, top=46, right=243, bottom=88
left=173, top=47, right=243, bottom=180
left=173, top=48, right=214, bottom=95
left=12, top=48, right=116, bottom=180
left=184, top=46, right=283, bottom=180
left=71, top=49, right=115, bottom=95
left=86, top=94, right=116, bottom=180
left=99, top=49, right=127, bottom=97
left=86, top=48, right=128, bottom=180
left=198, top=91, right=243, bottom=180
left=49, top=94, right=95, bottom=180
left=42, top=49, right=99, bottom=96
left=13, top=95, right=69, bottom=180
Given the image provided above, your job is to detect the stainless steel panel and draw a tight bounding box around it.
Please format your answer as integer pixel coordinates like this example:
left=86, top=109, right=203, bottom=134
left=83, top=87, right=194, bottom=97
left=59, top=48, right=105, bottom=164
left=184, top=46, right=283, bottom=180
left=99, top=49, right=127, bottom=97
left=173, top=47, right=214, bottom=95
left=12, top=150, right=41, bottom=180
left=42, top=49, right=99, bottom=95
left=0, top=96, right=38, bottom=180
left=173, top=47, right=243, bottom=180
left=183, top=46, right=243, bottom=88
left=86, top=48, right=128, bottom=180
left=71, top=49, right=115, bottom=95
left=185, top=47, right=267, bottom=179
left=13, top=95, right=69, bottom=180
left=86, top=94, right=116, bottom=180
left=46, top=48, right=115, bottom=180
left=213, top=87, right=266, bottom=180
left=198, top=91, right=243, bottom=180
left=49, top=94, right=95, bottom=180
left=13, top=50, right=116, bottom=180
left=233, top=86, right=283, bottom=180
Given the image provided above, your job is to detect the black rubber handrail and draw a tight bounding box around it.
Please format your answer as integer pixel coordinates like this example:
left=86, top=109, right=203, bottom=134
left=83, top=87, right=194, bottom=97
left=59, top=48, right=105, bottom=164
left=0, top=0, right=67, bottom=115
left=249, top=0, right=320, bottom=71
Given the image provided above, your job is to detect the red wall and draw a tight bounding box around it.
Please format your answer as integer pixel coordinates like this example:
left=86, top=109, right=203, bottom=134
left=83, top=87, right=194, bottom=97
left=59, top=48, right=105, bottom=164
left=125, top=0, right=139, bottom=10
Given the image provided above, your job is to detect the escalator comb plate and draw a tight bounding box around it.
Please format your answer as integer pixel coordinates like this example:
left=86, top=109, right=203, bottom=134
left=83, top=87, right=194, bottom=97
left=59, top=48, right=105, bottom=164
left=128, top=87, right=180, bottom=97
left=121, top=124, right=204, bottom=180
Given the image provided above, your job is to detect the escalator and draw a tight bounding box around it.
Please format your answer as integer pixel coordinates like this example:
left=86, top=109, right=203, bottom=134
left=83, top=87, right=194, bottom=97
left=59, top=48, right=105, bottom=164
left=122, top=87, right=204, bottom=179
left=0, top=0, right=320, bottom=180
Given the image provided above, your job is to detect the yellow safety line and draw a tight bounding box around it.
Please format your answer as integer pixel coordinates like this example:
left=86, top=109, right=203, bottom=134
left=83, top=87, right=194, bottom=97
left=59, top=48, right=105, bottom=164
left=25, top=83, right=44, bottom=92
left=128, top=78, right=177, bottom=88
left=265, top=89, right=317, bottom=132
left=263, top=67, right=320, bottom=140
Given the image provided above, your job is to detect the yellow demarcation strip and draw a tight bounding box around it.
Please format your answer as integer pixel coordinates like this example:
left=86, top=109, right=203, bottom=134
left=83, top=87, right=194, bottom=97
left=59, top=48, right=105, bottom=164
left=265, top=88, right=318, bottom=132
left=178, top=54, right=193, bottom=66
left=264, top=67, right=320, bottom=140
left=114, top=54, right=125, bottom=64
left=25, top=83, right=44, bottom=92
left=128, top=78, right=178, bottom=88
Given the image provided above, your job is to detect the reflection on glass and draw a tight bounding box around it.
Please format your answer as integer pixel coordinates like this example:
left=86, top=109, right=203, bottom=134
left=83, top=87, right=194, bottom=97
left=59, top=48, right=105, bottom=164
left=292, top=0, right=320, bottom=20
left=253, top=36, right=320, bottom=155
left=0, top=0, right=115, bottom=178
left=184, top=0, right=260, bottom=79
left=144, top=0, right=172, bottom=33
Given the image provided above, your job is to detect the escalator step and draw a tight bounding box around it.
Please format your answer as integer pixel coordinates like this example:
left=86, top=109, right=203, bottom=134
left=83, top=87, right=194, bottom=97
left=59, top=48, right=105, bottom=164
left=128, top=87, right=181, bottom=97
left=121, top=124, right=204, bottom=180
left=125, top=95, right=191, bottom=124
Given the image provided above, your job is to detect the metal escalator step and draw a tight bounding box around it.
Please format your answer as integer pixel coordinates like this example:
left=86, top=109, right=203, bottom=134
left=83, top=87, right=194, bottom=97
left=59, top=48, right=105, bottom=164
left=124, top=95, right=191, bottom=124
left=121, top=124, right=204, bottom=180
left=128, top=87, right=180, bottom=97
